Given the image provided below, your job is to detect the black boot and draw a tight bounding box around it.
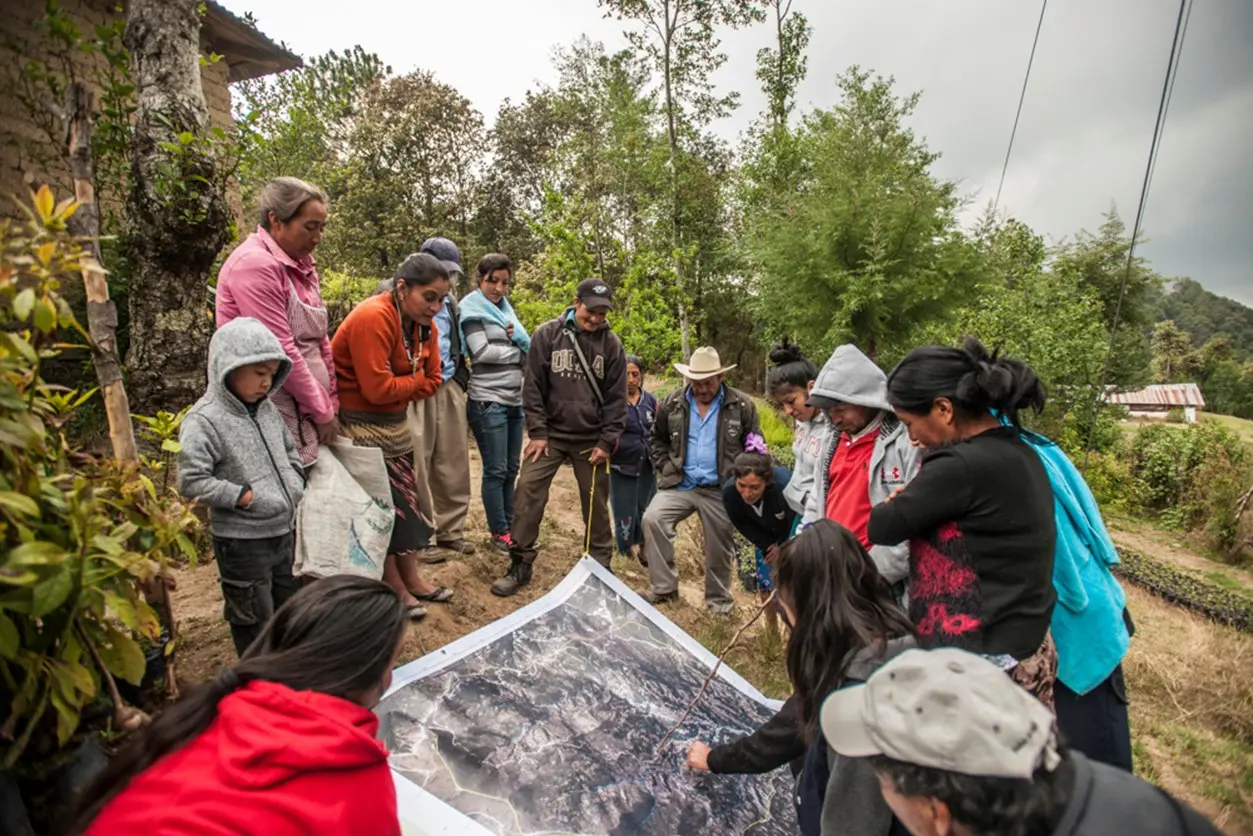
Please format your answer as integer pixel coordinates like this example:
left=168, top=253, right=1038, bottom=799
left=491, top=557, right=532, bottom=597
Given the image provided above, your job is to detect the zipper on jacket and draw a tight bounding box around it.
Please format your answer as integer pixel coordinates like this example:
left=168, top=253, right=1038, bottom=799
left=250, top=411, right=294, bottom=513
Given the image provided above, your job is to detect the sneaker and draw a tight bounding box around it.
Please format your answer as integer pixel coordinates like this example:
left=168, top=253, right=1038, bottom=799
left=640, top=589, right=679, bottom=605
left=437, top=538, right=476, bottom=555
left=490, top=532, right=514, bottom=554
left=491, top=557, right=532, bottom=598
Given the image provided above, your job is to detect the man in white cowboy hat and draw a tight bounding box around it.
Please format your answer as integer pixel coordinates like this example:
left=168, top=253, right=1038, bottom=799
left=641, top=346, right=761, bottom=615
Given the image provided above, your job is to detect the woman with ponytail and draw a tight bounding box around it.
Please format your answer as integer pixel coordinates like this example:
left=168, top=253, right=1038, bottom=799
left=75, top=576, right=407, bottom=835
left=765, top=341, right=825, bottom=523
left=866, top=337, right=1059, bottom=707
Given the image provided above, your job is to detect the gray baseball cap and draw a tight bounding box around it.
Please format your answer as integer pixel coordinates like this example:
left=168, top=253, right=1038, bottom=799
left=419, top=236, right=463, bottom=278
left=820, top=648, right=1061, bottom=780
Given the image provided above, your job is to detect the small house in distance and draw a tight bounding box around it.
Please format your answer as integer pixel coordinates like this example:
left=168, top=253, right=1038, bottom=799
left=1103, top=382, right=1206, bottom=423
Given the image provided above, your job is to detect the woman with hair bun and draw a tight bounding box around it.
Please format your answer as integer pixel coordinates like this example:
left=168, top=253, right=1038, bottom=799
left=867, top=337, right=1059, bottom=706
left=765, top=341, right=826, bottom=523
left=74, top=576, right=407, bottom=835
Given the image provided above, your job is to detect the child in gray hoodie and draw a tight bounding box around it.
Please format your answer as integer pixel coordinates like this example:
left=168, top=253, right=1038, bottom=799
left=179, top=317, right=307, bottom=657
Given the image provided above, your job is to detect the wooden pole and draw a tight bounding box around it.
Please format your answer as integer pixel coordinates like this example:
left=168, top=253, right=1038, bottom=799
left=64, top=83, right=181, bottom=698
left=63, top=82, right=138, bottom=464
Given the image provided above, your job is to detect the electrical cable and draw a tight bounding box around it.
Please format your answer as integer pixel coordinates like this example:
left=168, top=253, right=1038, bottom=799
left=993, top=0, right=1049, bottom=212
left=1082, top=0, right=1193, bottom=470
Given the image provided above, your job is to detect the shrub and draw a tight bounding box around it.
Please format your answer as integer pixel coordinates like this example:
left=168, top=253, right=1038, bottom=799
left=1127, top=420, right=1250, bottom=551
left=1164, top=406, right=1186, bottom=424
left=1079, top=451, right=1133, bottom=515
left=0, top=188, right=199, bottom=769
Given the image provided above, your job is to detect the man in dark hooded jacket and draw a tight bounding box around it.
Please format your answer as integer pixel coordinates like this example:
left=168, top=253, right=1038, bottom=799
left=491, top=279, right=627, bottom=597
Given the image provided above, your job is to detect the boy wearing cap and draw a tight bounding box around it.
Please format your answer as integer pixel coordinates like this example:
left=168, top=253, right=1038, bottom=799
left=821, top=648, right=1220, bottom=836
left=491, top=279, right=627, bottom=597
left=807, top=344, right=917, bottom=587
left=409, top=237, right=474, bottom=558
left=641, top=346, right=761, bottom=615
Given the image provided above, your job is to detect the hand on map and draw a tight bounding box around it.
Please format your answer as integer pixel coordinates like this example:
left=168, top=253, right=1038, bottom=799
left=686, top=741, right=711, bottom=771
left=525, top=439, right=549, bottom=461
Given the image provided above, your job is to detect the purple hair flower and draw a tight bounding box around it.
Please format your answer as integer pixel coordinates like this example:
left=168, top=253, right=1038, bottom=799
left=744, top=432, right=768, bottom=455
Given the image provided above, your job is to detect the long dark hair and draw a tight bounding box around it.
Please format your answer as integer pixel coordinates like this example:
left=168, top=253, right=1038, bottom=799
left=766, top=340, right=818, bottom=397
left=774, top=520, right=914, bottom=742
left=71, top=576, right=406, bottom=832
left=886, top=337, right=1046, bottom=427
left=395, top=251, right=450, bottom=288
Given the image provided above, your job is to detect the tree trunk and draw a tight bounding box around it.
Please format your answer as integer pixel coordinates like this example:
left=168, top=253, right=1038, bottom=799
left=661, top=24, right=691, bottom=360
left=63, top=82, right=139, bottom=463
left=124, top=0, right=230, bottom=413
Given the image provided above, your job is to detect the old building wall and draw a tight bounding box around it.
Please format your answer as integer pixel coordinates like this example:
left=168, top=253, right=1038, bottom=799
left=0, top=0, right=239, bottom=220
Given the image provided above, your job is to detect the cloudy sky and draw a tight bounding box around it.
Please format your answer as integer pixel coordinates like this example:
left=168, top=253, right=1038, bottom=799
left=222, top=0, right=1252, bottom=305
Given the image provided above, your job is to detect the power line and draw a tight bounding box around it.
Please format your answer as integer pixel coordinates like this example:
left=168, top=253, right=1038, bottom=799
left=1144, top=0, right=1193, bottom=220
left=993, top=0, right=1049, bottom=212
left=1082, top=0, right=1193, bottom=469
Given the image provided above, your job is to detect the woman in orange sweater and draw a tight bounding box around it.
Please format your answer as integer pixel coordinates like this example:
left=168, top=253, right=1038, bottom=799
left=332, top=252, right=455, bottom=618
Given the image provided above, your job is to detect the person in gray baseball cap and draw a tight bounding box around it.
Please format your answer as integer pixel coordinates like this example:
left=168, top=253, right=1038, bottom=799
left=411, top=237, right=475, bottom=559
left=821, top=648, right=1220, bottom=836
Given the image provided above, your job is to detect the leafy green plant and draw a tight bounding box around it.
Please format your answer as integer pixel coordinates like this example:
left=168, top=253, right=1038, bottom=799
left=132, top=407, right=189, bottom=494
left=0, top=187, right=199, bottom=769
left=1114, top=548, right=1252, bottom=633
left=1128, top=420, right=1250, bottom=551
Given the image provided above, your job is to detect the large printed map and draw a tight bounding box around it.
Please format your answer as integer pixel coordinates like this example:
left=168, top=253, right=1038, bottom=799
left=378, top=559, right=796, bottom=835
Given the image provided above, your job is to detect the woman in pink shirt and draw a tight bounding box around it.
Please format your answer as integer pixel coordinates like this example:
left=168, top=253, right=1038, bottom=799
left=216, top=178, right=338, bottom=465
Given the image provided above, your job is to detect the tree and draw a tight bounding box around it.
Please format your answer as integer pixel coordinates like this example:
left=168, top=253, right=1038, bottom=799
left=599, top=0, right=764, bottom=358
left=1156, top=277, right=1253, bottom=361
left=233, top=46, right=390, bottom=217
left=1051, top=208, right=1162, bottom=387
left=124, top=0, right=232, bottom=411
left=1151, top=320, right=1199, bottom=383
left=325, top=71, right=486, bottom=275
left=912, top=215, right=1108, bottom=416
left=744, top=68, right=978, bottom=361
left=756, top=0, right=809, bottom=129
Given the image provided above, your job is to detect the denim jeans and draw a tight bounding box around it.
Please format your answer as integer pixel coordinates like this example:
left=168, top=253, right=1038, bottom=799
left=467, top=399, right=523, bottom=535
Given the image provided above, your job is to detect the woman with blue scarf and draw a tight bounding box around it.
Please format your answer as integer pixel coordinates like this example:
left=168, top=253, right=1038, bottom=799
left=461, top=254, right=531, bottom=554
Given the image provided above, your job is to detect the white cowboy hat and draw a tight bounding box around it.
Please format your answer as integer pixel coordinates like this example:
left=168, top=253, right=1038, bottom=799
left=674, top=346, right=737, bottom=381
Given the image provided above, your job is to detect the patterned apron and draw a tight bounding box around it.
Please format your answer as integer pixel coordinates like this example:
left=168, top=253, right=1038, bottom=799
left=272, top=275, right=332, bottom=466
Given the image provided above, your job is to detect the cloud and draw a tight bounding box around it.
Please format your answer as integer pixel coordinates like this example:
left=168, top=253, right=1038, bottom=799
left=222, top=0, right=1252, bottom=304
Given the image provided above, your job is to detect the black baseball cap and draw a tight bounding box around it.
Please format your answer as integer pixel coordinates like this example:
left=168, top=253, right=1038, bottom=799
left=576, top=278, right=614, bottom=310
left=419, top=237, right=462, bottom=277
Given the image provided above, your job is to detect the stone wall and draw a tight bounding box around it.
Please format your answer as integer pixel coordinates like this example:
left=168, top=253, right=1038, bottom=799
left=0, top=0, right=239, bottom=220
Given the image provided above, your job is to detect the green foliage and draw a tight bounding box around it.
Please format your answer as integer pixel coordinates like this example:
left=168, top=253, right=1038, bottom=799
left=0, top=188, right=199, bottom=768
left=1151, top=320, right=1200, bottom=383
left=744, top=68, right=979, bottom=361
left=1050, top=208, right=1161, bottom=387
left=1128, top=421, right=1249, bottom=551
left=757, top=401, right=793, bottom=450
left=1156, top=278, right=1253, bottom=362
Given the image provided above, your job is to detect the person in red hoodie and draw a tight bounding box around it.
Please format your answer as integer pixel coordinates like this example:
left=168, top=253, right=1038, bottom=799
left=72, top=576, right=407, bottom=836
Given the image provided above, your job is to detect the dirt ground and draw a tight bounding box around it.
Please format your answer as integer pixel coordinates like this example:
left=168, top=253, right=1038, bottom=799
left=168, top=445, right=1252, bottom=834
left=170, top=444, right=768, bottom=686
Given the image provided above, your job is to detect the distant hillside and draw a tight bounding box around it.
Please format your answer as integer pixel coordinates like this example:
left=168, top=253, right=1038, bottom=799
left=1156, top=279, right=1253, bottom=360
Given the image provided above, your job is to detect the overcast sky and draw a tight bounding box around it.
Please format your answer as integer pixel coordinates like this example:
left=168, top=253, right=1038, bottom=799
left=222, top=0, right=1253, bottom=305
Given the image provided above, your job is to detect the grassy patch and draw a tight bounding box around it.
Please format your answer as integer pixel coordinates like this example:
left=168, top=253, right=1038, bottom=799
left=1124, top=583, right=1253, bottom=832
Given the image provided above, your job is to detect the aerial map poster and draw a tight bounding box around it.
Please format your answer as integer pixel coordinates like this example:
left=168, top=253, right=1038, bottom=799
left=377, top=557, right=797, bottom=836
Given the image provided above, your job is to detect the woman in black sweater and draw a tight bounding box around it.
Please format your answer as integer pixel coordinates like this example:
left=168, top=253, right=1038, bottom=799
left=866, top=337, right=1059, bottom=706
